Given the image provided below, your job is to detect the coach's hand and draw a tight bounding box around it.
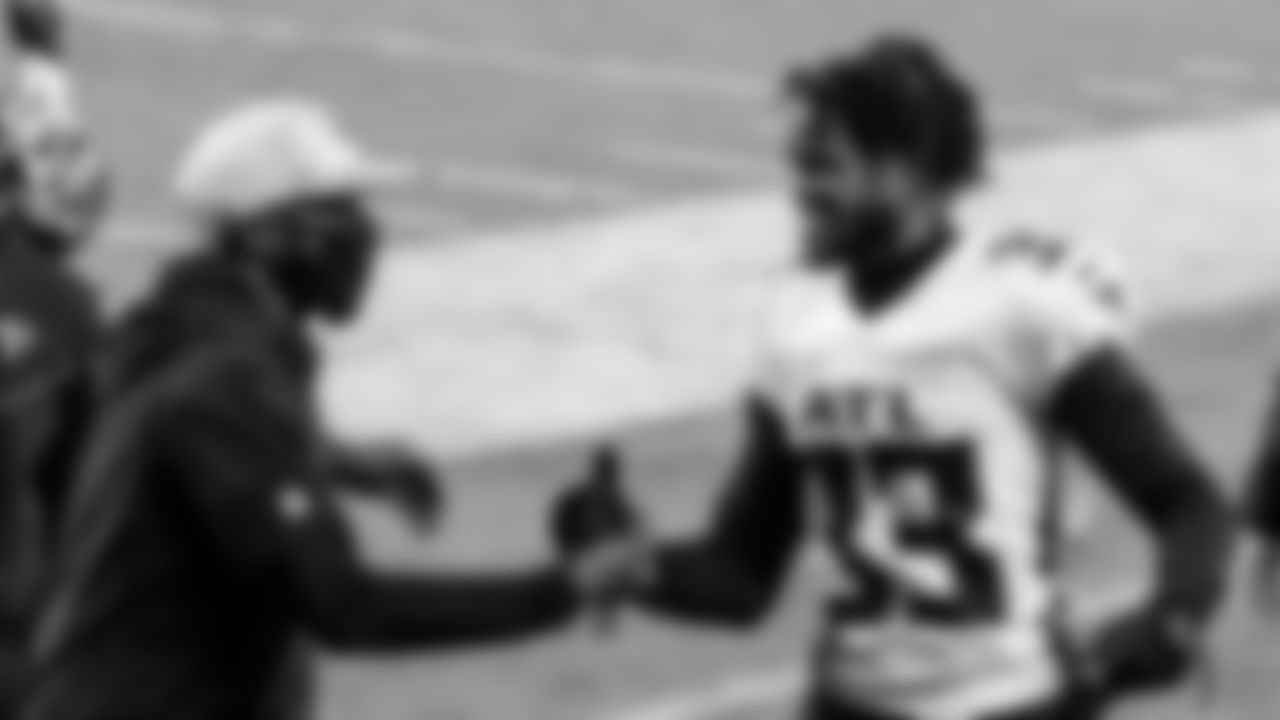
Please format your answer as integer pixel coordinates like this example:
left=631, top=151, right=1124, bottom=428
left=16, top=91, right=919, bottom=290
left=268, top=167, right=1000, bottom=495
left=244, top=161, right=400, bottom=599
left=553, top=446, right=654, bottom=631
left=1079, top=604, right=1204, bottom=700
left=325, top=442, right=445, bottom=533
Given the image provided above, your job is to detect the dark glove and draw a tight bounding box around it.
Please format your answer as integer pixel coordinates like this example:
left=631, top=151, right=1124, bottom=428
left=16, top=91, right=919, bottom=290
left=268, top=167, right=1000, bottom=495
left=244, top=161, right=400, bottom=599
left=552, top=445, right=652, bottom=632
left=553, top=445, right=644, bottom=556
left=1077, top=604, right=1204, bottom=701
left=325, top=443, right=444, bottom=533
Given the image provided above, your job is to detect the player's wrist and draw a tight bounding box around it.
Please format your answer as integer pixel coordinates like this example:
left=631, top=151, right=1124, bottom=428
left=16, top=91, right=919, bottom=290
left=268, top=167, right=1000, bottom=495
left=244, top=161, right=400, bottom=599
left=1078, top=599, right=1205, bottom=700
left=563, top=538, right=657, bottom=596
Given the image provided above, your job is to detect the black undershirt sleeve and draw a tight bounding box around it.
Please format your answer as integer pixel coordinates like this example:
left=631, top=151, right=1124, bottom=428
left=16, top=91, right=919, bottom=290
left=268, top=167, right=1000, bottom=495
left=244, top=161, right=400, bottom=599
left=637, top=396, right=805, bottom=627
left=1049, top=347, right=1235, bottom=625
left=1243, top=373, right=1280, bottom=541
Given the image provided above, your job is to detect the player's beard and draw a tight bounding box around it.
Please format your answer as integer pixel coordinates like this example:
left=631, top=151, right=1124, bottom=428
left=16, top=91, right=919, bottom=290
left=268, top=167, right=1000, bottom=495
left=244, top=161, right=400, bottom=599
left=804, top=200, right=904, bottom=270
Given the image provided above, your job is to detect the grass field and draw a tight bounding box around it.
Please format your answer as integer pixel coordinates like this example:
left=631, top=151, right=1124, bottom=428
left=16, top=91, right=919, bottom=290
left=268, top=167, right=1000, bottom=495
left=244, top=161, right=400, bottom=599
left=46, top=1, right=1280, bottom=719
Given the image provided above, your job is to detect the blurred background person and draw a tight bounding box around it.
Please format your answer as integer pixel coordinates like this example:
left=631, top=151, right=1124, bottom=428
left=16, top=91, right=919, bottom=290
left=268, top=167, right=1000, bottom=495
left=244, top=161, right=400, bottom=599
left=0, top=0, right=108, bottom=713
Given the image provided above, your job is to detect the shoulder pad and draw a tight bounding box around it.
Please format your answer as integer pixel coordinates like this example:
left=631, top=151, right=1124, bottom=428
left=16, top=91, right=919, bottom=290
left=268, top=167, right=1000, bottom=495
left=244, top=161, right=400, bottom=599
left=988, top=229, right=1129, bottom=314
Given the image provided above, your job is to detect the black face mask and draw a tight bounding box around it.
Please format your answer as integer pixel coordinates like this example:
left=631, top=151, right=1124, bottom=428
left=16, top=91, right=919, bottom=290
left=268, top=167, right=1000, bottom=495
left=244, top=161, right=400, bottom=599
left=252, top=195, right=380, bottom=323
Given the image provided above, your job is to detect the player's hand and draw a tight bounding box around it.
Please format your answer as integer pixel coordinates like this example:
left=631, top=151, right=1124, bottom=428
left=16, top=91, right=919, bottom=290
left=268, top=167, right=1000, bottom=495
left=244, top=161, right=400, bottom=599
left=553, top=446, right=643, bottom=554
left=563, top=534, right=655, bottom=622
left=325, top=442, right=444, bottom=533
left=553, top=446, right=654, bottom=630
left=1077, top=604, right=1204, bottom=700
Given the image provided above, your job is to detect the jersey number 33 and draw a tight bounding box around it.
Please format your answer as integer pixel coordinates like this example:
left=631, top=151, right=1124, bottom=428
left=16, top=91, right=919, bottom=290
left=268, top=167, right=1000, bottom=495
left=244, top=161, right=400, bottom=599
left=804, top=386, right=1008, bottom=627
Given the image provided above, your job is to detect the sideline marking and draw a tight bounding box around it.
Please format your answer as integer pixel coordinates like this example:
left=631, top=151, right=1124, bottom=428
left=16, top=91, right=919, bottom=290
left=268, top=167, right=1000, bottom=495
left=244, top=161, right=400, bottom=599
left=68, top=0, right=762, bottom=101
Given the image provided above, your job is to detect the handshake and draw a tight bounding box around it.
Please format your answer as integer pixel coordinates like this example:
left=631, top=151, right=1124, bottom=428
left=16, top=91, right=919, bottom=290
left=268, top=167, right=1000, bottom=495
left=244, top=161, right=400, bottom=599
left=551, top=446, right=658, bottom=630
left=327, top=440, right=658, bottom=626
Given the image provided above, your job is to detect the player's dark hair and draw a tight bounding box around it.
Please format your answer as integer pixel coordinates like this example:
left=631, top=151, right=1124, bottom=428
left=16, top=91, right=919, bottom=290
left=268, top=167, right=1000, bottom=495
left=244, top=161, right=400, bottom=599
left=787, top=33, right=984, bottom=192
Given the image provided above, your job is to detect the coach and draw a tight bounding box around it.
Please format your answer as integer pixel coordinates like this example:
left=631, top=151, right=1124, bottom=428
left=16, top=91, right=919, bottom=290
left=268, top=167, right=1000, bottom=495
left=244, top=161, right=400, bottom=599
left=21, top=99, right=643, bottom=720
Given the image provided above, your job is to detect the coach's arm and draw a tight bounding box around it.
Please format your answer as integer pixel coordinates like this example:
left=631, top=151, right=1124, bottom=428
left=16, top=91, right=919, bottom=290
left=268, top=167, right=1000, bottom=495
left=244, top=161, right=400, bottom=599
left=166, top=360, right=587, bottom=652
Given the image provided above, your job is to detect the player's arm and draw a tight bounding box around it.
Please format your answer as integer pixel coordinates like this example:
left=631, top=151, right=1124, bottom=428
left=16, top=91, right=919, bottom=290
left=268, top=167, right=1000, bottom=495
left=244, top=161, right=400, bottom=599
left=1051, top=349, right=1234, bottom=630
left=1006, top=235, right=1234, bottom=694
left=632, top=396, right=805, bottom=627
left=318, top=440, right=444, bottom=532
left=1050, top=347, right=1235, bottom=698
left=166, top=362, right=586, bottom=651
left=1242, top=373, right=1280, bottom=612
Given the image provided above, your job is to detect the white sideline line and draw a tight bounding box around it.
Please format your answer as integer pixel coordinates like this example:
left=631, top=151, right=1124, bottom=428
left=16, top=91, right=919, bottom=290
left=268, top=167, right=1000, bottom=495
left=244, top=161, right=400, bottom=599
left=1174, top=55, right=1259, bottom=86
left=68, top=0, right=763, bottom=102
left=98, top=205, right=465, bottom=248
left=1077, top=75, right=1191, bottom=109
left=1076, top=73, right=1259, bottom=117
left=431, top=163, right=644, bottom=207
left=603, top=140, right=772, bottom=180
left=990, top=104, right=1098, bottom=137
left=68, top=0, right=229, bottom=37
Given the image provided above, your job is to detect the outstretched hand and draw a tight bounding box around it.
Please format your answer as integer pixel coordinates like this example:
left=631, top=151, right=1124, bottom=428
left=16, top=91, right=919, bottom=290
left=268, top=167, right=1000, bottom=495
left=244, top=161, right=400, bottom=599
left=554, top=446, right=642, bottom=554
left=553, top=445, right=654, bottom=632
left=326, top=442, right=444, bottom=534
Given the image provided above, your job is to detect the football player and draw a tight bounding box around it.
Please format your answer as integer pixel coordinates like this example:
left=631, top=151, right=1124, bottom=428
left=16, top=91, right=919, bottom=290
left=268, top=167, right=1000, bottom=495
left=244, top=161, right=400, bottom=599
left=558, top=34, right=1235, bottom=720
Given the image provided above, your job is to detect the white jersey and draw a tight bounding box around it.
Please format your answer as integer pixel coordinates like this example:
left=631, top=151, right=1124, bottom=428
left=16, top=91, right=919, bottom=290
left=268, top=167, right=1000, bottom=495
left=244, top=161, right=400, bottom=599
left=756, top=232, right=1129, bottom=720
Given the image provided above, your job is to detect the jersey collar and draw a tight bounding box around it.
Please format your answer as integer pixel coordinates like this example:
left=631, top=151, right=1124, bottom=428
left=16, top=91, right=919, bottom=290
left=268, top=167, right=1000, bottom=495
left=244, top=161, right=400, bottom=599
left=848, top=223, right=957, bottom=317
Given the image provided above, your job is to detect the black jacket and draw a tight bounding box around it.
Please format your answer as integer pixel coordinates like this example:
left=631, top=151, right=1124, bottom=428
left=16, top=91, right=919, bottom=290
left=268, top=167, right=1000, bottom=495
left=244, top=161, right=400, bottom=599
left=23, top=253, right=578, bottom=720
left=0, top=229, right=98, bottom=717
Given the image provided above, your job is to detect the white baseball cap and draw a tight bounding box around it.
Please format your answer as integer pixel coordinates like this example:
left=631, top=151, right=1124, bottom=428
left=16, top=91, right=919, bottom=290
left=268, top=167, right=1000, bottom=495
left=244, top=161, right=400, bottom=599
left=174, top=98, right=413, bottom=221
